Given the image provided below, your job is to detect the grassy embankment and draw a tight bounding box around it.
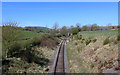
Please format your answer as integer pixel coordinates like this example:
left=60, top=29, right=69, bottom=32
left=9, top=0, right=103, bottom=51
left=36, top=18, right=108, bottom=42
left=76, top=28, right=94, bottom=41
left=2, top=29, right=59, bottom=73
left=67, top=30, right=119, bottom=73
left=0, top=27, right=2, bottom=58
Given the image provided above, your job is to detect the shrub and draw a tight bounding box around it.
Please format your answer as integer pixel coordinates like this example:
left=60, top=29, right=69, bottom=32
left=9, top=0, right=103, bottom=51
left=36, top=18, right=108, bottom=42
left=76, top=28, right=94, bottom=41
left=103, top=37, right=110, bottom=45
left=40, top=36, right=59, bottom=48
left=81, top=40, right=84, bottom=43
left=85, top=39, right=91, bottom=45
left=93, top=39, right=97, bottom=43
left=72, top=28, right=79, bottom=35
left=55, top=33, right=62, bottom=38
left=60, top=26, right=68, bottom=36
left=23, top=40, right=32, bottom=49
left=31, top=37, right=41, bottom=46
left=77, top=35, right=82, bottom=40
left=8, top=42, right=22, bottom=57
left=74, top=42, right=78, bottom=45
left=82, top=38, right=85, bottom=41
left=28, top=34, right=59, bottom=48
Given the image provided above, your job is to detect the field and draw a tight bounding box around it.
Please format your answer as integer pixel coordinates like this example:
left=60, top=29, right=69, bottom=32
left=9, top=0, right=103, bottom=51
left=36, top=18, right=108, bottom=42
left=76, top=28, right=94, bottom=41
left=21, top=31, right=44, bottom=39
left=78, top=30, right=118, bottom=38
left=67, top=30, right=119, bottom=73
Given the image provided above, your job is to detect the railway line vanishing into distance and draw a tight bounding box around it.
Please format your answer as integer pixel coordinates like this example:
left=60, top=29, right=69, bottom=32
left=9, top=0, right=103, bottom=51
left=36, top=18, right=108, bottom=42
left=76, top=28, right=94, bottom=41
left=49, top=39, right=68, bottom=75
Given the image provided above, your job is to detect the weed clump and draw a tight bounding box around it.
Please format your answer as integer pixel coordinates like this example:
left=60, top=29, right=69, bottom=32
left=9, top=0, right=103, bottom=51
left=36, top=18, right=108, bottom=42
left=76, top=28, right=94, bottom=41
left=77, top=46, right=82, bottom=52
left=92, top=38, right=97, bottom=43
left=117, top=34, right=120, bottom=41
left=31, top=37, right=41, bottom=46
left=82, top=39, right=85, bottom=41
left=8, top=42, right=22, bottom=57
left=74, top=42, right=78, bottom=45
left=114, top=40, right=118, bottom=44
left=85, top=39, right=91, bottom=45
left=55, top=33, right=62, bottom=38
left=103, top=37, right=110, bottom=45
left=77, top=35, right=82, bottom=40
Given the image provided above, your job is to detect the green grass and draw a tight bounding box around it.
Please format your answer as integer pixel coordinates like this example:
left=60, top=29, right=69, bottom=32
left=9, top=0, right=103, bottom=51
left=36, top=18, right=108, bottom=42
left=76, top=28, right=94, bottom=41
left=78, top=30, right=118, bottom=42
left=78, top=30, right=118, bottom=37
left=32, top=28, right=49, bottom=32
left=21, top=31, right=44, bottom=39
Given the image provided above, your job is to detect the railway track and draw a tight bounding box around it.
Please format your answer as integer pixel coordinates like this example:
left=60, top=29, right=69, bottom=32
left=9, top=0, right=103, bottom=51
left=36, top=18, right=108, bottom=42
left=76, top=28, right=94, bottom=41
left=49, top=39, right=68, bottom=75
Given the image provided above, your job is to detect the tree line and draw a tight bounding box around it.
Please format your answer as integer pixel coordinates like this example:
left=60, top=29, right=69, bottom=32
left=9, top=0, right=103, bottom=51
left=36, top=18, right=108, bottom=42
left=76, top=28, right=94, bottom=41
left=23, top=23, right=119, bottom=37
left=51, top=23, right=119, bottom=37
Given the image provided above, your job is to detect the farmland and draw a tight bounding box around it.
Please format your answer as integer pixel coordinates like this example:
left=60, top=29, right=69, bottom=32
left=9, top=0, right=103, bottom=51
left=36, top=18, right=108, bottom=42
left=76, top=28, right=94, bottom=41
left=21, top=31, right=44, bottom=39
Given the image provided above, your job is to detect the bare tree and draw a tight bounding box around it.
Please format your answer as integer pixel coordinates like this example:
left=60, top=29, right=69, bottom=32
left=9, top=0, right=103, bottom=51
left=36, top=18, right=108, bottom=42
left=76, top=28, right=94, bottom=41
left=76, top=23, right=81, bottom=32
left=50, top=22, right=59, bottom=35
left=53, top=22, right=59, bottom=30
left=107, top=23, right=112, bottom=30
left=76, top=23, right=81, bottom=28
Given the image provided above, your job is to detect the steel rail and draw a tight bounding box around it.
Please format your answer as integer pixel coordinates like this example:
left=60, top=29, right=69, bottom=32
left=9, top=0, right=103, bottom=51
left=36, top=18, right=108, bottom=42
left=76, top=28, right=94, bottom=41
left=49, top=39, right=68, bottom=75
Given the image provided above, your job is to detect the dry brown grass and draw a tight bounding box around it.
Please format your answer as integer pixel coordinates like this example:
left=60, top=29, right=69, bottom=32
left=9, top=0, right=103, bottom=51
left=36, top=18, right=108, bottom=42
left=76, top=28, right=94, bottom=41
left=66, top=30, right=119, bottom=73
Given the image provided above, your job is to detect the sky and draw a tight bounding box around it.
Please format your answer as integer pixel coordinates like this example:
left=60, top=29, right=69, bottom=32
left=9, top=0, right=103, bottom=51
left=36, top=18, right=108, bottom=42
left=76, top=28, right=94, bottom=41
left=2, top=2, right=118, bottom=28
left=1, top=0, right=120, bottom=2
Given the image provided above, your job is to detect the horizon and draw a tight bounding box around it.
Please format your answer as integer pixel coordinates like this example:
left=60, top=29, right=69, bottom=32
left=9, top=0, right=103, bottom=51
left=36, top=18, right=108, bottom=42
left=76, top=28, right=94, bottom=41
left=2, top=2, right=118, bottom=28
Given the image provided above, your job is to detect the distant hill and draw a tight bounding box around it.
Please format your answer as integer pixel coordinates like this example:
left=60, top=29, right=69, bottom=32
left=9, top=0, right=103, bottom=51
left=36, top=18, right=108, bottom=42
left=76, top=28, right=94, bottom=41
left=24, top=26, right=49, bottom=30
left=24, top=26, right=50, bottom=33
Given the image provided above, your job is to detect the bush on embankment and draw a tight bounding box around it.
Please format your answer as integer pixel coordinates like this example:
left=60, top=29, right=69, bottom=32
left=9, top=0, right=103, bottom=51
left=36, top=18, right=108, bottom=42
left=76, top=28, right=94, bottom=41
left=30, top=34, right=59, bottom=48
left=2, top=23, right=59, bottom=60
